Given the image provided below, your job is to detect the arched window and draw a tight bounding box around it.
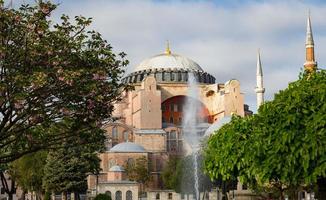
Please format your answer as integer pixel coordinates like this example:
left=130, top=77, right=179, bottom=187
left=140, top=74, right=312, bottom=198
left=126, top=191, right=132, bottom=200
left=115, top=191, right=122, bottom=200
left=155, top=193, right=160, bottom=200
left=108, top=159, right=116, bottom=169
left=178, top=71, right=182, bottom=81
left=123, top=130, right=129, bottom=142
left=112, top=127, right=118, bottom=139
left=127, top=158, right=134, bottom=167
left=170, top=131, right=177, bottom=139
left=105, top=191, right=112, bottom=198
left=167, top=130, right=183, bottom=153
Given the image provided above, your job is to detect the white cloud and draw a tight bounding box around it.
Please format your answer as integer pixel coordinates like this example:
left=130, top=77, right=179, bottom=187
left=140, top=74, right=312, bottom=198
left=8, top=0, right=326, bottom=112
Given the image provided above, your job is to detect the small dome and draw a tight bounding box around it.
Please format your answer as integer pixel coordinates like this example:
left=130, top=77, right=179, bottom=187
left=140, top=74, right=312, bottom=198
left=109, top=165, right=125, bottom=172
left=110, top=142, right=146, bottom=153
left=134, top=53, right=203, bottom=72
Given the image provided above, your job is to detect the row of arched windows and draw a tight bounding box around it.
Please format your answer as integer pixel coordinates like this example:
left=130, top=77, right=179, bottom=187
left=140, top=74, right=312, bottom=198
left=122, top=70, right=216, bottom=84
left=112, top=127, right=130, bottom=141
left=106, top=190, right=132, bottom=200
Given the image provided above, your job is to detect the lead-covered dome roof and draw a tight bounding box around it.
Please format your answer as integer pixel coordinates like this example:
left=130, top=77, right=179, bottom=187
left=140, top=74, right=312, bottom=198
left=122, top=45, right=216, bottom=84
left=109, top=165, right=125, bottom=172
left=134, top=53, right=203, bottom=72
left=110, top=142, right=146, bottom=153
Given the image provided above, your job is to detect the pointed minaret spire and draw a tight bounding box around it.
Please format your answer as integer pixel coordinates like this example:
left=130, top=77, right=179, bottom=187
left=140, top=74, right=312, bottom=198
left=304, top=11, right=317, bottom=72
left=255, top=49, right=265, bottom=108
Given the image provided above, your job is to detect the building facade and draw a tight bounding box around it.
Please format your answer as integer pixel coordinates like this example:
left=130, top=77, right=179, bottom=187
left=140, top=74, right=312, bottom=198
left=87, top=45, right=248, bottom=199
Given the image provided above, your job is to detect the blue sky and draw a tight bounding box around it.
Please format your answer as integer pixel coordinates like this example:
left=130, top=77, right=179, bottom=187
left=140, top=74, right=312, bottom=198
left=4, top=0, right=326, bottom=112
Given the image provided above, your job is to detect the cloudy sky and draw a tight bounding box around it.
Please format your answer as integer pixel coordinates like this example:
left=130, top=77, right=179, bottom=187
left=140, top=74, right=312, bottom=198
left=6, top=0, right=326, bottom=112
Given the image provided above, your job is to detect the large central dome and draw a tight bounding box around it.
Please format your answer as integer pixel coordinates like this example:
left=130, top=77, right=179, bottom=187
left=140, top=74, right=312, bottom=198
left=134, top=53, right=203, bottom=72
left=122, top=45, right=216, bottom=84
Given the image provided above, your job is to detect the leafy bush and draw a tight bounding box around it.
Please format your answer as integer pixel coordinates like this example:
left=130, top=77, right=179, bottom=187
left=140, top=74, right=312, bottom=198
left=94, top=193, right=112, bottom=200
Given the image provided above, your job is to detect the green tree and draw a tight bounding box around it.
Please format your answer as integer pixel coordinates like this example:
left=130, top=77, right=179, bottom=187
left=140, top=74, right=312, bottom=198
left=9, top=151, right=47, bottom=200
left=42, top=131, right=103, bottom=200
left=204, top=70, right=326, bottom=199
left=0, top=0, right=128, bottom=164
left=162, top=155, right=213, bottom=194
left=124, top=156, right=151, bottom=193
left=94, top=193, right=112, bottom=200
left=162, top=156, right=181, bottom=190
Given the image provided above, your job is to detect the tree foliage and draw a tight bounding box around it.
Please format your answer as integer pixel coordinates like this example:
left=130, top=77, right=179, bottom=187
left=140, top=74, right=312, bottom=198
left=124, top=156, right=151, bottom=190
left=204, top=70, right=326, bottom=198
left=0, top=1, right=128, bottom=163
left=162, top=155, right=213, bottom=193
left=9, top=151, right=47, bottom=196
left=42, top=134, right=103, bottom=194
left=94, top=193, right=112, bottom=200
left=162, top=156, right=181, bottom=190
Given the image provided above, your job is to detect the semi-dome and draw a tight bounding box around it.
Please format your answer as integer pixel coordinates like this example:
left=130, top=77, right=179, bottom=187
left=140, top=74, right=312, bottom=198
left=109, top=165, right=125, bottom=172
left=204, top=116, right=232, bottom=137
left=110, top=142, right=146, bottom=153
left=134, top=53, right=203, bottom=72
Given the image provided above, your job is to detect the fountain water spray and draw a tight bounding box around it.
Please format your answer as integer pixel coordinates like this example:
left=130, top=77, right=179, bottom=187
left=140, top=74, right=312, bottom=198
left=182, top=72, right=201, bottom=200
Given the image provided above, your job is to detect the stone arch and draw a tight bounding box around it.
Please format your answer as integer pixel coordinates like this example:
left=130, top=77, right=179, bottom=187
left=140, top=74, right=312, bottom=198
left=126, top=190, right=132, bottom=200
left=102, top=122, right=134, bottom=147
left=161, top=95, right=211, bottom=127
left=105, top=191, right=112, bottom=198
left=115, top=191, right=122, bottom=200
left=155, top=193, right=160, bottom=200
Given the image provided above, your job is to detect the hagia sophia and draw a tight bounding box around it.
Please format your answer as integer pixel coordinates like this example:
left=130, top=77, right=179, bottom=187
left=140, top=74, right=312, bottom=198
left=86, top=14, right=318, bottom=200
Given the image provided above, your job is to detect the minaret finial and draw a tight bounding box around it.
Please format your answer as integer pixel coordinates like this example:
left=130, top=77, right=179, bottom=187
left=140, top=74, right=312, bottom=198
left=165, top=40, right=171, bottom=55
left=255, top=49, right=265, bottom=109
left=304, top=11, right=317, bottom=72
left=257, top=48, right=263, bottom=76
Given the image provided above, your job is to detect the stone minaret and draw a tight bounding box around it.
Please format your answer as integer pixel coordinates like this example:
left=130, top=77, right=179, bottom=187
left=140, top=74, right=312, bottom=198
left=304, top=12, right=317, bottom=72
left=255, top=49, right=265, bottom=108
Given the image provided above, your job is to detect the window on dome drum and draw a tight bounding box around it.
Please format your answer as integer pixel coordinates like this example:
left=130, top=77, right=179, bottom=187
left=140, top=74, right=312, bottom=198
left=178, top=72, right=182, bottom=81
left=170, top=72, right=174, bottom=81
left=112, top=127, right=118, bottom=139
left=185, top=72, right=188, bottom=81
left=126, top=191, right=132, bottom=200
left=115, top=191, right=122, bottom=200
